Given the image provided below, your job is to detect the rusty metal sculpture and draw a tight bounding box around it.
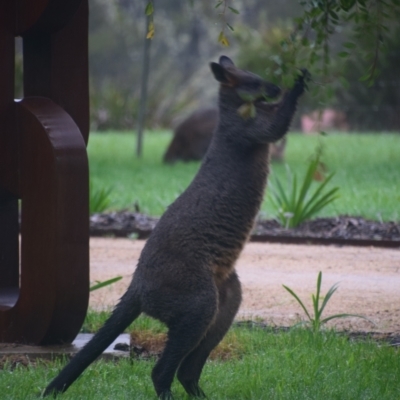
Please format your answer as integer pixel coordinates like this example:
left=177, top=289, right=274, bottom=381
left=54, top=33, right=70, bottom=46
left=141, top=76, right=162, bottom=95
left=0, top=0, right=90, bottom=345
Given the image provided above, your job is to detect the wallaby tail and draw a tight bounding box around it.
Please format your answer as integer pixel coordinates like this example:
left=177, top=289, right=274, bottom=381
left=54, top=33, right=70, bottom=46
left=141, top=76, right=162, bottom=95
left=43, top=288, right=141, bottom=397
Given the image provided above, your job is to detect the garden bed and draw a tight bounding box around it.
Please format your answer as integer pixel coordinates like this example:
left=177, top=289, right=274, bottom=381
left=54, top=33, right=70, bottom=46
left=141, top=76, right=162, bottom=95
left=90, top=211, right=400, bottom=248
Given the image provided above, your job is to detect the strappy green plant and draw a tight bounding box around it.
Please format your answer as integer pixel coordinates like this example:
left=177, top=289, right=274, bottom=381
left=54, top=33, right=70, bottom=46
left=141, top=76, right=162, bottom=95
left=283, top=271, right=375, bottom=332
left=269, top=151, right=340, bottom=228
left=90, top=180, right=113, bottom=214
left=90, top=276, right=123, bottom=292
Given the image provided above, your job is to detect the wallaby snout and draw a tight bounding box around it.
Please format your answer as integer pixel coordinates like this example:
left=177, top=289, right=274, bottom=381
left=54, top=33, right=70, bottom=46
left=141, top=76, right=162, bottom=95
left=262, top=81, right=281, bottom=99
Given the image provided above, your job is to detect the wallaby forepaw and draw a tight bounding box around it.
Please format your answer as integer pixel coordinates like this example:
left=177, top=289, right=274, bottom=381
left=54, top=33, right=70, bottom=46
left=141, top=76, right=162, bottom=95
left=299, top=68, right=311, bottom=80
left=297, top=68, right=311, bottom=89
left=290, top=68, right=310, bottom=97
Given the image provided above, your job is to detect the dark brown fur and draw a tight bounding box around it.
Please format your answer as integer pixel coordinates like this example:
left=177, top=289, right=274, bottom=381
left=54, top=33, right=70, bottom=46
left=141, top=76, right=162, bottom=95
left=163, top=107, right=287, bottom=164
left=43, top=56, right=306, bottom=399
left=163, top=107, right=218, bottom=163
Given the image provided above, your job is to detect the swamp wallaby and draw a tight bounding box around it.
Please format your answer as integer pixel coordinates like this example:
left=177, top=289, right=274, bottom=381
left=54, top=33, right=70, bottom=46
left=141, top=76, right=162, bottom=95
left=163, top=107, right=287, bottom=164
left=163, top=107, right=218, bottom=163
left=43, top=56, right=307, bottom=399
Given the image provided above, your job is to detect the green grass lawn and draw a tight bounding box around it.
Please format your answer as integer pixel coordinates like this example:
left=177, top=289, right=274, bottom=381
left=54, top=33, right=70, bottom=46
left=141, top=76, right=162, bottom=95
left=87, top=131, right=400, bottom=221
left=2, top=318, right=399, bottom=399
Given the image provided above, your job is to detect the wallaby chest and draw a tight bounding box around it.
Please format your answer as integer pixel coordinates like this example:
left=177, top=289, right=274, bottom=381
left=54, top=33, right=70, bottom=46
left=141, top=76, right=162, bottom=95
left=141, top=142, right=270, bottom=287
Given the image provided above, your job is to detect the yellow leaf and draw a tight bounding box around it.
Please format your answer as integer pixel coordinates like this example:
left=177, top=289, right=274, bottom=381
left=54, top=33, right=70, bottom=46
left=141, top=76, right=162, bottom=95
left=237, top=103, right=256, bottom=119
left=218, top=31, right=230, bottom=47
left=146, top=21, right=155, bottom=39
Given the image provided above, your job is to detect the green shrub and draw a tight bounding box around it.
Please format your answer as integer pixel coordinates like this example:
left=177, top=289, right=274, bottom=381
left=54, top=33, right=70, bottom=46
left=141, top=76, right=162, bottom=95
left=89, top=180, right=113, bottom=214
left=268, top=149, right=340, bottom=228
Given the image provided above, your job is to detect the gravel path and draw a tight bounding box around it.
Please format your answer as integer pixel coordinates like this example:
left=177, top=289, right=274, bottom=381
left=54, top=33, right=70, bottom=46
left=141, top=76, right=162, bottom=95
left=89, top=238, right=400, bottom=334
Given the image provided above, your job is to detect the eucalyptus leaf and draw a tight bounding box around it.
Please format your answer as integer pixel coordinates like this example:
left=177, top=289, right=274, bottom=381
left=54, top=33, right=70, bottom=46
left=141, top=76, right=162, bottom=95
left=237, top=103, right=256, bottom=119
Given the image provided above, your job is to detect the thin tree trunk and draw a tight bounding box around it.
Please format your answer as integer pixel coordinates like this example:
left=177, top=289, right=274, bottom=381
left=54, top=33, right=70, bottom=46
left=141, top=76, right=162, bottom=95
left=136, top=14, right=152, bottom=158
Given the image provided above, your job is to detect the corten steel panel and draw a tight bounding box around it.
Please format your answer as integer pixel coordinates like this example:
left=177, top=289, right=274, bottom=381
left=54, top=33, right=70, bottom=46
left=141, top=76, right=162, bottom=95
left=0, top=0, right=18, bottom=194
left=0, top=0, right=90, bottom=345
left=22, top=0, right=90, bottom=143
left=16, top=0, right=83, bottom=36
left=0, top=0, right=20, bottom=306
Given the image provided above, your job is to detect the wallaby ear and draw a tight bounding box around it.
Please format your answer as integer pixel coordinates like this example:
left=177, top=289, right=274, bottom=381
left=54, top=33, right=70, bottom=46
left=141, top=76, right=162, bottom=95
left=219, top=56, right=235, bottom=68
left=210, top=62, right=236, bottom=86
left=210, top=62, right=228, bottom=83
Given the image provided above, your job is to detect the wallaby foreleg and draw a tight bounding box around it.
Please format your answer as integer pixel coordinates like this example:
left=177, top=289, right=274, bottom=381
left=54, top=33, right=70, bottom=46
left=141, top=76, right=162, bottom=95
left=177, top=272, right=242, bottom=397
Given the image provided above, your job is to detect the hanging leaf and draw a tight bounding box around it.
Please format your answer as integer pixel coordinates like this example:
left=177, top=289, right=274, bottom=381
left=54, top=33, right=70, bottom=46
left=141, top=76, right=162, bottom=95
left=343, top=41, right=356, bottom=49
left=226, top=22, right=234, bottom=32
left=145, top=1, right=154, bottom=16
left=146, top=21, right=155, bottom=39
left=340, top=0, right=356, bottom=11
left=228, top=6, right=240, bottom=14
left=338, top=51, right=349, bottom=58
left=218, top=31, right=229, bottom=46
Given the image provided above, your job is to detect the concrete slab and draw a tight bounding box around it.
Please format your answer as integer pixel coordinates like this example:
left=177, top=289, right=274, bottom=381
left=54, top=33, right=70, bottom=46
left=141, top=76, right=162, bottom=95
left=0, top=333, right=130, bottom=361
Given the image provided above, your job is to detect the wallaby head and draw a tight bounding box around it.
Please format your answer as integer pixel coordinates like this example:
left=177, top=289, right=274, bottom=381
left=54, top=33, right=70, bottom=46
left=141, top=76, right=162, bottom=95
left=210, top=55, right=302, bottom=146
left=211, top=55, right=281, bottom=101
left=43, top=56, right=307, bottom=400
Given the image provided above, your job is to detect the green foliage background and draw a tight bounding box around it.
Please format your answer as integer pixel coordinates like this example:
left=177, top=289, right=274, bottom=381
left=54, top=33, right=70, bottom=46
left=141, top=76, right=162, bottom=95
left=82, top=0, right=400, bottom=131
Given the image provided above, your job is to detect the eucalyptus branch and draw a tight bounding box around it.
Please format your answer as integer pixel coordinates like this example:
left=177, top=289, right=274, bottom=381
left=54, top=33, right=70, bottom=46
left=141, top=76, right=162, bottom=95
left=295, top=0, right=400, bottom=85
left=215, top=0, right=239, bottom=46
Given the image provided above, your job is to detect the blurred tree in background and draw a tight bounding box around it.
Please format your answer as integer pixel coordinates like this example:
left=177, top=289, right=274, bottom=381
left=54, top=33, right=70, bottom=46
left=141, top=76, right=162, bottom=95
left=235, top=0, right=400, bottom=131
left=88, top=0, right=221, bottom=130
left=82, top=0, right=400, bottom=131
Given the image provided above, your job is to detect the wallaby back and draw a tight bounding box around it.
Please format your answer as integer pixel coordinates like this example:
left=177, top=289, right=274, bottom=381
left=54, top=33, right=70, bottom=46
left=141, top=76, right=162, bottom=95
left=163, top=107, right=287, bottom=164
left=43, top=56, right=307, bottom=400
left=163, top=107, right=218, bottom=163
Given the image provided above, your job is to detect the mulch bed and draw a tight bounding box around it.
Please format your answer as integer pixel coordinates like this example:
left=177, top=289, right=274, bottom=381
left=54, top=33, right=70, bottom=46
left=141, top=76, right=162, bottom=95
left=90, top=211, right=400, bottom=247
left=124, top=322, right=400, bottom=361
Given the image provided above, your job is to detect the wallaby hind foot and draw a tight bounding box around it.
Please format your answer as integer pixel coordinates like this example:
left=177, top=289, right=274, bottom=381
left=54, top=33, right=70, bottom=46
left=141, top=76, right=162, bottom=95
left=43, top=56, right=307, bottom=399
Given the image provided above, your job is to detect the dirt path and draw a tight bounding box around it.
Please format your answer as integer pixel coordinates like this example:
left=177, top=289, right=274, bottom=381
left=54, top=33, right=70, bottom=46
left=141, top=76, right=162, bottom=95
left=89, top=238, right=400, bottom=333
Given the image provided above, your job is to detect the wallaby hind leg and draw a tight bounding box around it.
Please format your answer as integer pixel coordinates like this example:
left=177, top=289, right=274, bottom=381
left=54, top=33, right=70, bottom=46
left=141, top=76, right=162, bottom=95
left=177, top=272, right=242, bottom=397
left=151, top=292, right=218, bottom=400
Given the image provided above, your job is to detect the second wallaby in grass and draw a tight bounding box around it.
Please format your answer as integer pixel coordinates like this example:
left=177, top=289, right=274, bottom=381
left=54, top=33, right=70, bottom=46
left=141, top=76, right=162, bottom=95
left=163, top=107, right=287, bottom=164
left=44, top=56, right=307, bottom=399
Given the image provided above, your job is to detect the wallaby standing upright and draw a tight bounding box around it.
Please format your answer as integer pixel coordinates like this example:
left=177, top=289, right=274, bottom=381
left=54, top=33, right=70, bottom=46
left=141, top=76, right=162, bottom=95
left=43, top=56, right=307, bottom=399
